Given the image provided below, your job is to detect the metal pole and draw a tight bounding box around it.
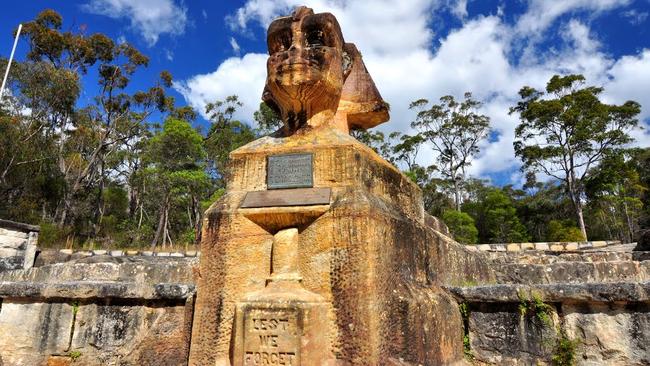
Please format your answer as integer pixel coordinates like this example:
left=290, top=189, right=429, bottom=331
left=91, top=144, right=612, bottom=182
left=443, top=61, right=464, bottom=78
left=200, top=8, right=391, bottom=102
left=0, top=23, right=22, bottom=100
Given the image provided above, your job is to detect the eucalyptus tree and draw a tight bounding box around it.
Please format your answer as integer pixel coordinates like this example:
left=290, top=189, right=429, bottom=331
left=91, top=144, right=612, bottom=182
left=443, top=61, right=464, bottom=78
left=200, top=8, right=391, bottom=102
left=144, top=118, right=208, bottom=249
left=204, top=95, right=256, bottom=186
left=511, top=74, right=640, bottom=240
left=410, top=92, right=491, bottom=211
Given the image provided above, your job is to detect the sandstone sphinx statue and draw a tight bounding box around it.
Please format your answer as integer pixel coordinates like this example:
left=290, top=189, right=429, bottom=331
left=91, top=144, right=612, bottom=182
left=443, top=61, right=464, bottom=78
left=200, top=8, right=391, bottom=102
left=188, top=6, right=492, bottom=366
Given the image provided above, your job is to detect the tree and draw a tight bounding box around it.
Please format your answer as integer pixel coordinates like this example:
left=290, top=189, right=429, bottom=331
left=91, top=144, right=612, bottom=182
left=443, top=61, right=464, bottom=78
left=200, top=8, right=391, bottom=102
left=253, top=102, right=283, bottom=136
left=405, top=164, right=454, bottom=217
left=482, top=189, right=529, bottom=243
left=350, top=129, right=399, bottom=164
left=584, top=150, right=646, bottom=242
left=143, top=118, right=208, bottom=249
left=8, top=9, right=178, bottom=231
left=508, top=181, right=573, bottom=242
left=410, top=93, right=491, bottom=211
left=441, top=210, right=478, bottom=244
left=204, top=96, right=256, bottom=185
left=511, top=74, right=641, bottom=240
left=547, top=220, right=585, bottom=242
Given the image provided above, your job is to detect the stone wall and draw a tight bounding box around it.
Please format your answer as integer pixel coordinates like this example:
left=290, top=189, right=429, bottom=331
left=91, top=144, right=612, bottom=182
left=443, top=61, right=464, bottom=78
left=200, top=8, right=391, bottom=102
left=0, top=221, right=647, bottom=365
left=0, top=255, right=196, bottom=366
left=469, top=240, right=622, bottom=252
left=448, top=283, right=650, bottom=365
left=447, top=247, right=650, bottom=365
left=0, top=219, right=38, bottom=271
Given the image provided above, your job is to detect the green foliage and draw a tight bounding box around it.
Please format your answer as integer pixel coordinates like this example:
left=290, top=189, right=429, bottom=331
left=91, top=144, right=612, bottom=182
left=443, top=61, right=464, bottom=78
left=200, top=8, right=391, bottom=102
left=71, top=301, right=80, bottom=315
left=463, top=184, right=530, bottom=243
left=204, top=96, right=256, bottom=181
left=584, top=150, right=646, bottom=242
left=459, top=302, right=469, bottom=319
left=552, top=333, right=579, bottom=366
left=411, top=92, right=491, bottom=210
left=518, top=291, right=554, bottom=328
left=458, top=302, right=473, bottom=360
left=69, top=350, right=82, bottom=361
left=463, top=334, right=473, bottom=360
left=547, top=220, right=585, bottom=242
left=37, top=222, right=69, bottom=248
left=442, top=210, right=478, bottom=244
left=253, top=102, right=283, bottom=135
left=145, top=118, right=206, bottom=171
left=511, top=74, right=641, bottom=240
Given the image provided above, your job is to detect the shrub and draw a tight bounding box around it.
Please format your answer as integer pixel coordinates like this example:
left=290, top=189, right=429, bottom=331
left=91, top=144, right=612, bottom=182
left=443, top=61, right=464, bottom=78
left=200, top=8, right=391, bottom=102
left=547, top=220, right=585, bottom=242
left=442, top=210, right=479, bottom=244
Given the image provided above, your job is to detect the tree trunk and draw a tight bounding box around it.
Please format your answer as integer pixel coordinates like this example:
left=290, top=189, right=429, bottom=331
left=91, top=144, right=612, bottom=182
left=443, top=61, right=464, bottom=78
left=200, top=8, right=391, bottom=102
left=58, top=194, right=71, bottom=228
left=453, top=178, right=461, bottom=211
left=576, top=202, right=587, bottom=241
left=567, top=169, right=588, bottom=241
left=151, top=195, right=168, bottom=250
left=93, top=160, right=106, bottom=237
left=452, top=163, right=461, bottom=211
left=622, top=196, right=634, bottom=243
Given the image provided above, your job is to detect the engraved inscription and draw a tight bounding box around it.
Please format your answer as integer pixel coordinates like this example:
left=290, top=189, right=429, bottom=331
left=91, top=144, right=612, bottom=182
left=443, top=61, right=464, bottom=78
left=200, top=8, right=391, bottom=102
left=243, top=308, right=300, bottom=365
left=267, top=154, right=313, bottom=189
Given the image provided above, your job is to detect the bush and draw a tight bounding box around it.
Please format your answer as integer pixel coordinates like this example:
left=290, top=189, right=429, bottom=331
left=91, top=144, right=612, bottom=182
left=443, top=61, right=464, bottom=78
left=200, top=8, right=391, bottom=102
left=442, top=210, right=479, bottom=244
left=547, top=220, right=585, bottom=242
left=552, top=333, right=579, bottom=366
left=38, top=221, right=70, bottom=248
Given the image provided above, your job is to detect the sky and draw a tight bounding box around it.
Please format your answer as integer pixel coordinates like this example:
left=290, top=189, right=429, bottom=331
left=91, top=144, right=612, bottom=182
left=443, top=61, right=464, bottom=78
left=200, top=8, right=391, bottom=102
left=1, top=0, right=650, bottom=186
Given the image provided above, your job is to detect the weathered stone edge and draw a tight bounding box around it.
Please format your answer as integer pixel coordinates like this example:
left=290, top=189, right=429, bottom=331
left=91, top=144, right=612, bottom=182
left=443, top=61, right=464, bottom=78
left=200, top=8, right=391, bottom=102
left=0, top=219, right=40, bottom=232
left=444, top=281, right=650, bottom=303
left=471, top=240, right=622, bottom=252
left=56, top=249, right=200, bottom=257
left=0, top=280, right=195, bottom=300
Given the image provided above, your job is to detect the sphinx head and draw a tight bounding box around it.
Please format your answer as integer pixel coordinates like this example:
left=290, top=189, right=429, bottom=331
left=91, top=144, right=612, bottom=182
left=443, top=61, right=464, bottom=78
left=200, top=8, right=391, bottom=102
left=264, top=7, right=350, bottom=132
left=264, top=6, right=389, bottom=135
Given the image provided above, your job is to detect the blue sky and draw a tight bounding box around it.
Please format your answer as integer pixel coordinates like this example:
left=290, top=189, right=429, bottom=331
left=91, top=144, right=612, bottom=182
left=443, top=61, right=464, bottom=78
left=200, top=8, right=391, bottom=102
left=1, top=0, right=650, bottom=186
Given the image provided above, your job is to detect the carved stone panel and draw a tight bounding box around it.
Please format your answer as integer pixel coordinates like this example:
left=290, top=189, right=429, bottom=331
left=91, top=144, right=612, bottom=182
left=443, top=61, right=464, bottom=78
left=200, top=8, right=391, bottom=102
left=242, top=307, right=301, bottom=365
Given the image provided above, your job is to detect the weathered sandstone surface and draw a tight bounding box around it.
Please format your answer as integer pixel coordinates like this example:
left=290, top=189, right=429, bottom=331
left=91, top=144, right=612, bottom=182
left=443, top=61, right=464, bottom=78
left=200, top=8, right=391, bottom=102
left=0, top=256, right=196, bottom=366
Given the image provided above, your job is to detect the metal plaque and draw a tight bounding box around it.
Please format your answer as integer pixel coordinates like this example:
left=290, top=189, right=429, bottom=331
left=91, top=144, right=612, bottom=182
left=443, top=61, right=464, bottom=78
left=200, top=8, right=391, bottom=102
left=240, top=188, right=331, bottom=208
left=267, top=153, right=313, bottom=189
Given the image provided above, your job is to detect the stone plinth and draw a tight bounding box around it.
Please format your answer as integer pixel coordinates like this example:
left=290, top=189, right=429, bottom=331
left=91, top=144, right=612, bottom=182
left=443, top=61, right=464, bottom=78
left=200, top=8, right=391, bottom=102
left=189, top=127, right=494, bottom=365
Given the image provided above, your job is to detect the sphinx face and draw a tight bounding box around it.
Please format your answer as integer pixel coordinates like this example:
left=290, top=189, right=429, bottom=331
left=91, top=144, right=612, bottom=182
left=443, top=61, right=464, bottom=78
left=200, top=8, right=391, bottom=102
left=265, top=9, right=347, bottom=130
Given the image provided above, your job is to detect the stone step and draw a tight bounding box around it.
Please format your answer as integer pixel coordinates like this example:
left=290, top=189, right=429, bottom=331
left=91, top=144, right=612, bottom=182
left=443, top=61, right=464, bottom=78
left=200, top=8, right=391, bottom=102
left=0, top=258, right=196, bottom=285
left=486, top=250, right=649, bottom=265
left=495, top=260, right=650, bottom=284
left=445, top=281, right=650, bottom=303
left=0, top=280, right=195, bottom=300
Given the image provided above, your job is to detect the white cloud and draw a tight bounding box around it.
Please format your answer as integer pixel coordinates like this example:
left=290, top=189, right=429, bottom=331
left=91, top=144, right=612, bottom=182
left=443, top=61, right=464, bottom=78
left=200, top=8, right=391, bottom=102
left=515, top=0, right=632, bottom=35
left=448, top=0, right=469, bottom=19
left=177, top=0, right=650, bottom=183
left=622, top=9, right=649, bottom=25
left=603, top=50, right=650, bottom=147
left=202, top=9, right=208, bottom=21
left=174, top=53, right=267, bottom=122
left=230, top=37, right=241, bottom=55
left=164, top=49, right=174, bottom=61
left=82, top=0, right=188, bottom=46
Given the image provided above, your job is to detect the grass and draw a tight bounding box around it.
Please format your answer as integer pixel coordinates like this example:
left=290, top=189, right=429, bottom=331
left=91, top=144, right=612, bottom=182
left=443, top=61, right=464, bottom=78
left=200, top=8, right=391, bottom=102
left=518, top=291, right=554, bottom=328
left=68, top=350, right=82, bottom=361
left=552, top=332, right=579, bottom=366
left=459, top=302, right=474, bottom=360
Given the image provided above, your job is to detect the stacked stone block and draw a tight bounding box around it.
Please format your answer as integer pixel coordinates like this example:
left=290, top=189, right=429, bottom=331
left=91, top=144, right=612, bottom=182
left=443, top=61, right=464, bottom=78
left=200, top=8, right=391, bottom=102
left=0, top=219, right=38, bottom=271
